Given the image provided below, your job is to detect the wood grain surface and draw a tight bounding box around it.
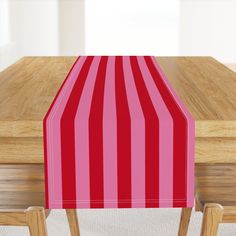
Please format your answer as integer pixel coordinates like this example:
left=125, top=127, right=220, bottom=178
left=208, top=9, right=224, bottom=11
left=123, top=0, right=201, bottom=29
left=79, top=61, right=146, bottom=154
left=1, top=163, right=236, bottom=209
left=0, top=138, right=43, bottom=163
left=0, top=165, right=45, bottom=209
left=0, top=57, right=236, bottom=137
left=178, top=208, right=192, bottom=236
left=0, top=57, right=235, bottom=164
left=200, top=203, right=223, bottom=236
left=195, top=164, right=236, bottom=207
left=1, top=59, right=235, bottom=235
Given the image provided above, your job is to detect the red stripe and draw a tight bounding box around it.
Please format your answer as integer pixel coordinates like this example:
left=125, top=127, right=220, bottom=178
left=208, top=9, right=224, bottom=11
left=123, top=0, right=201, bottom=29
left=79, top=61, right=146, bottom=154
left=43, top=57, right=80, bottom=209
left=130, top=56, right=159, bottom=208
left=145, top=56, right=187, bottom=207
left=89, top=57, right=108, bottom=208
left=115, top=56, right=132, bottom=208
left=60, top=56, right=94, bottom=208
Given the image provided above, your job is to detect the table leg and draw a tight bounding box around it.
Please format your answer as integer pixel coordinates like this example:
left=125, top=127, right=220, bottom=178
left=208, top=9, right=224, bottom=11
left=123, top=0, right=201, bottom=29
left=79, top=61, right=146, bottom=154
left=178, top=208, right=192, bottom=236
left=66, top=209, right=81, bottom=236
left=200, top=203, right=223, bottom=236
left=26, top=207, right=48, bottom=236
left=195, top=193, right=203, bottom=212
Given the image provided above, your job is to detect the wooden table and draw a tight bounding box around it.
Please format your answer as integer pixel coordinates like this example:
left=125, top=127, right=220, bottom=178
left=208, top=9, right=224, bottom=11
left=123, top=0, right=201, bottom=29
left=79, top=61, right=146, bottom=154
left=0, top=57, right=236, bottom=236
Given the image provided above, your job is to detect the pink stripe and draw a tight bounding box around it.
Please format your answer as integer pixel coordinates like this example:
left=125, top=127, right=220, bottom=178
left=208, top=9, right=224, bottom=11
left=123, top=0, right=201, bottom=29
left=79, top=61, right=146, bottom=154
left=138, top=56, right=173, bottom=207
left=74, top=56, right=101, bottom=208
left=150, top=57, right=195, bottom=207
left=123, top=56, right=145, bottom=208
left=187, top=120, right=195, bottom=207
left=103, top=56, right=118, bottom=208
left=46, top=57, right=87, bottom=208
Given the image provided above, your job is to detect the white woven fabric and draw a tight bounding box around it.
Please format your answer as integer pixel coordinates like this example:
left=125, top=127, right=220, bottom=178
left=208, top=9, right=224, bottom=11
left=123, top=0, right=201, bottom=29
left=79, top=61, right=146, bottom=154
left=0, top=209, right=236, bottom=236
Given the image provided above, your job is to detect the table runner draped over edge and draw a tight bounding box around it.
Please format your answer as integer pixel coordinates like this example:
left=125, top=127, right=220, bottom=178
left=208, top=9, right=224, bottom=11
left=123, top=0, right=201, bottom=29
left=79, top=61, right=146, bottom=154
left=44, top=56, right=194, bottom=209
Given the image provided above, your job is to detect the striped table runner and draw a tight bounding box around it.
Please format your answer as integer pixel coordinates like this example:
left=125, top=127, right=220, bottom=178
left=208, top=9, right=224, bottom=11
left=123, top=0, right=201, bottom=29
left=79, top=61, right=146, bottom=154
left=44, top=56, right=194, bottom=209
